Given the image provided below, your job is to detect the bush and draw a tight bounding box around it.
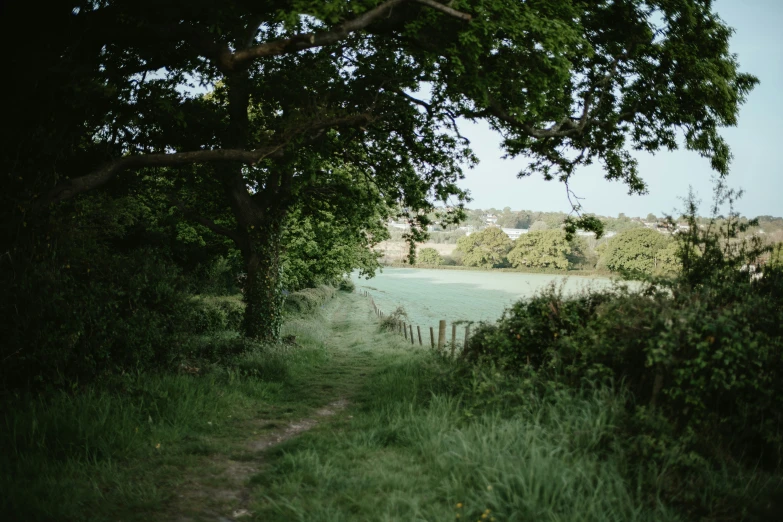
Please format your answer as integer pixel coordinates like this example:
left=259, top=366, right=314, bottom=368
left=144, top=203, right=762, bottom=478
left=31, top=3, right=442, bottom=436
left=380, top=306, right=409, bottom=332
left=193, top=255, right=243, bottom=296
left=417, top=247, right=443, bottom=266
left=0, top=193, right=241, bottom=390
left=463, top=187, right=783, bottom=510
left=338, top=277, right=356, bottom=292
left=187, top=295, right=245, bottom=333
left=283, top=285, right=337, bottom=315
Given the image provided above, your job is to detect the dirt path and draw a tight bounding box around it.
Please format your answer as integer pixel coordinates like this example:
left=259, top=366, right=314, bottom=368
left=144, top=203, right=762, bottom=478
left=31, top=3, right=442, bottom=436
left=170, top=293, right=379, bottom=522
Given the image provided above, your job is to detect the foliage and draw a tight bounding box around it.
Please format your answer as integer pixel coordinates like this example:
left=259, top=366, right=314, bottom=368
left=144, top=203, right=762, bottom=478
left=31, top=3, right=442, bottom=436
left=338, top=278, right=356, bottom=293
left=462, top=188, right=783, bottom=514
left=770, top=243, right=783, bottom=268
left=507, top=230, right=572, bottom=270
left=283, top=285, right=337, bottom=315
left=187, top=295, right=245, bottom=334
left=456, top=228, right=512, bottom=268
left=380, top=306, right=409, bottom=332
left=0, top=304, right=333, bottom=521
left=600, top=215, right=646, bottom=233
left=280, top=178, right=389, bottom=292
left=417, top=247, right=443, bottom=266
left=4, top=0, right=758, bottom=346
left=598, top=228, right=677, bottom=275
left=193, top=255, right=244, bottom=296
left=0, top=194, right=197, bottom=390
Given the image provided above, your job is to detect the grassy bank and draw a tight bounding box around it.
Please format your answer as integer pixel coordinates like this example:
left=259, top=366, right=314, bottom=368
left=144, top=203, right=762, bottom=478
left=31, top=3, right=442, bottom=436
left=3, top=291, right=779, bottom=521
left=1, top=297, right=338, bottom=521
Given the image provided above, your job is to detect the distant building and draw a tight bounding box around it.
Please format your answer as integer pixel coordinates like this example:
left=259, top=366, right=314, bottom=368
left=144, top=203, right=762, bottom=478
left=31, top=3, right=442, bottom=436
left=501, top=228, right=529, bottom=240
left=388, top=220, right=410, bottom=230
left=574, top=230, right=617, bottom=238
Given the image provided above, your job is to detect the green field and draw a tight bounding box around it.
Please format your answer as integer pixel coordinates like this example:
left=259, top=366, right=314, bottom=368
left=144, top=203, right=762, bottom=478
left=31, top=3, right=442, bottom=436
left=353, top=268, right=624, bottom=332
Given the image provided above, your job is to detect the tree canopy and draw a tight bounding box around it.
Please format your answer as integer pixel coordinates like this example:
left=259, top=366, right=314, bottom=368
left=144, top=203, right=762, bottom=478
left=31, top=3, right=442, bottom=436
left=456, top=228, right=512, bottom=268
left=3, top=0, right=758, bottom=342
left=508, top=230, right=572, bottom=270
left=417, top=247, right=443, bottom=266
left=598, top=228, right=678, bottom=275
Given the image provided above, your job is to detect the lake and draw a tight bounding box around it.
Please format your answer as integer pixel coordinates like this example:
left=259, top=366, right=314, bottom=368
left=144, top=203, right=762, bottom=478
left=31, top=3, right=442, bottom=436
left=352, top=268, right=624, bottom=337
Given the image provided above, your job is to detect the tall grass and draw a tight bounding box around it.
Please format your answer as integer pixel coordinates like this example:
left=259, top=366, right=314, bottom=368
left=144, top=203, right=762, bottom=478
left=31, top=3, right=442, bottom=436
left=247, top=354, right=679, bottom=522
left=0, top=300, right=333, bottom=521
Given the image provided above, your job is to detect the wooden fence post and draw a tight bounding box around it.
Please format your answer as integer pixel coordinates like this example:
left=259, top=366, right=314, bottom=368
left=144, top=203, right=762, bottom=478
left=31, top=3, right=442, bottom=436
left=451, top=323, right=457, bottom=357
left=430, top=327, right=435, bottom=349
left=464, top=325, right=470, bottom=353
left=404, top=322, right=408, bottom=341
left=437, top=320, right=446, bottom=351
left=417, top=326, right=422, bottom=346
left=409, top=324, right=414, bottom=345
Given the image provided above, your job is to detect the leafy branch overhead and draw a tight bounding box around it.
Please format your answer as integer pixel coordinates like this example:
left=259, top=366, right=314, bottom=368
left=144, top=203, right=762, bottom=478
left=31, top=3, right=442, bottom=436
left=31, top=0, right=755, bottom=209
left=5, top=0, right=757, bottom=341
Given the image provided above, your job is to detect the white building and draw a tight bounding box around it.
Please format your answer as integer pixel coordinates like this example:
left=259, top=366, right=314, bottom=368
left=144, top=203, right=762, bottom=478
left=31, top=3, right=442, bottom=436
left=501, top=228, right=529, bottom=240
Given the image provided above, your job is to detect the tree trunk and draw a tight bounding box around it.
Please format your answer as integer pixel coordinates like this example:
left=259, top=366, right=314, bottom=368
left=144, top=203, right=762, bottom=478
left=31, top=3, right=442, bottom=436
left=241, top=218, right=285, bottom=342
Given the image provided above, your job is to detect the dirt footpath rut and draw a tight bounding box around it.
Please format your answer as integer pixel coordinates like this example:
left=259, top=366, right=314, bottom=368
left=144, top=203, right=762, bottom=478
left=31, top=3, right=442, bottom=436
left=172, top=294, right=373, bottom=522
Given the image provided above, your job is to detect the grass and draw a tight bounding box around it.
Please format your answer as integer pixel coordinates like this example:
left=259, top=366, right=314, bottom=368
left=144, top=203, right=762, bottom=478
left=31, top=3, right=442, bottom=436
left=246, top=355, right=679, bottom=522
left=2, top=291, right=777, bottom=521
left=0, top=301, right=335, bottom=521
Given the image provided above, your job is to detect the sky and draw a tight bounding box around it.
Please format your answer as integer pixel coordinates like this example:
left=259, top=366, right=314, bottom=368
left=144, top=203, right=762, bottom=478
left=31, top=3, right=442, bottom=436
left=456, top=0, right=783, bottom=219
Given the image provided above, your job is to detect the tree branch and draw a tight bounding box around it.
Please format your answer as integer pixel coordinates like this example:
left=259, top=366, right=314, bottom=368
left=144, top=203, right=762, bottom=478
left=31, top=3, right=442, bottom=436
left=42, top=146, right=285, bottom=206
left=41, top=113, right=375, bottom=206
left=413, top=0, right=472, bottom=21
left=477, top=56, right=625, bottom=139
left=392, top=88, right=434, bottom=118
left=227, top=0, right=471, bottom=70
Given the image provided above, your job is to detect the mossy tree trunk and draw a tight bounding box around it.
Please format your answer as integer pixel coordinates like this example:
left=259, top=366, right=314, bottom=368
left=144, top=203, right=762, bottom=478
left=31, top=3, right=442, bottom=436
left=241, top=217, right=285, bottom=342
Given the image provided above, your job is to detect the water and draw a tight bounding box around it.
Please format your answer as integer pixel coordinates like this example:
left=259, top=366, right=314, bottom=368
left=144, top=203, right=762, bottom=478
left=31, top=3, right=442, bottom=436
left=352, top=268, right=621, bottom=337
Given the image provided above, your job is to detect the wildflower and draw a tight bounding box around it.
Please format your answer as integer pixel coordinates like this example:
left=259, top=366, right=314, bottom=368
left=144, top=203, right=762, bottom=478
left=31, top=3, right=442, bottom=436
left=155, top=443, right=161, bottom=449
left=456, top=503, right=463, bottom=509
left=486, top=485, right=493, bottom=491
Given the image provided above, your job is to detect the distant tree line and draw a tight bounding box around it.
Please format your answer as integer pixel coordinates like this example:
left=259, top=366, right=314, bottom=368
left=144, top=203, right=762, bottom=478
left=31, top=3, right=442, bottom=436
left=426, top=226, right=682, bottom=275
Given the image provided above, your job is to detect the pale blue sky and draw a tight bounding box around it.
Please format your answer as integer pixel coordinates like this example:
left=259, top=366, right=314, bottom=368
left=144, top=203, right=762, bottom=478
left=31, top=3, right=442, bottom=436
left=457, top=0, right=783, bottom=218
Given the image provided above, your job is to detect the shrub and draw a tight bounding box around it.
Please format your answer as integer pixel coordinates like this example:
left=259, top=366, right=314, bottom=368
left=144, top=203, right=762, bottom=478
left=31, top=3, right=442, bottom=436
left=464, top=187, right=783, bottom=473
left=380, top=306, right=409, bottom=332
left=194, top=255, right=243, bottom=295
left=338, top=277, right=356, bottom=292
left=283, top=285, right=337, bottom=315
left=187, top=295, right=245, bottom=333
left=442, top=252, right=462, bottom=266
left=417, top=247, right=442, bottom=266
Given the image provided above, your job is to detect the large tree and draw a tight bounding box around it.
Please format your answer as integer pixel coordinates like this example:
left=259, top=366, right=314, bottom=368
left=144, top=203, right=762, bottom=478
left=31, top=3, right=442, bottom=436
left=456, top=227, right=512, bottom=268
left=508, top=230, right=572, bottom=270
left=5, top=0, right=757, bottom=341
left=598, top=228, right=676, bottom=274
